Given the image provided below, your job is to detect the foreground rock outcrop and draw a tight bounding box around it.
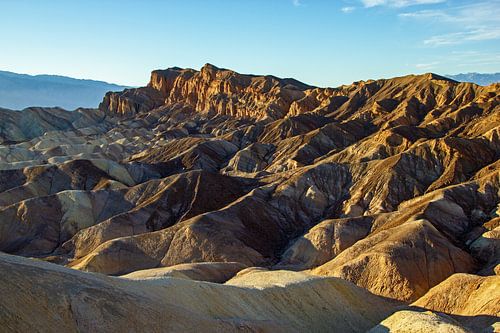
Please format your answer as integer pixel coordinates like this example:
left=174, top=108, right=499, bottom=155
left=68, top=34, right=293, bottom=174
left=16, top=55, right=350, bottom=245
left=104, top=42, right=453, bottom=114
left=412, top=273, right=500, bottom=331
left=368, top=310, right=472, bottom=333
left=0, top=253, right=400, bottom=332
left=0, top=64, right=499, bottom=331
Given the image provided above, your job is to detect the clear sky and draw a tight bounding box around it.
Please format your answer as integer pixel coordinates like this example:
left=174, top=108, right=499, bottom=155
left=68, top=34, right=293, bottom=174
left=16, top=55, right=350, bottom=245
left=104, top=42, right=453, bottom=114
left=0, top=0, right=499, bottom=87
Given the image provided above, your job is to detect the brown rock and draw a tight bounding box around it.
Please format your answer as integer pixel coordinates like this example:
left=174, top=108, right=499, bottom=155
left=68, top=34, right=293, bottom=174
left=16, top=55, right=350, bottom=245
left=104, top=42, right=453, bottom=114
left=312, top=220, right=475, bottom=302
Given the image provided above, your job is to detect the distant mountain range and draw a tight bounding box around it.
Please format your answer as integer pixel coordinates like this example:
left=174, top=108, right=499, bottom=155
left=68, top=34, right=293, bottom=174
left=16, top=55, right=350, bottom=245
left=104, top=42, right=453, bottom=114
left=445, top=72, right=500, bottom=86
left=0, top=70, right=129, bottom=110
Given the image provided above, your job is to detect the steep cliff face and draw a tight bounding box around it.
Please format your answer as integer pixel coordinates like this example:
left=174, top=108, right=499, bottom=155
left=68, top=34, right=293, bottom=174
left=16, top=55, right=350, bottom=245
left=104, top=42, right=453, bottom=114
left=99, top=87, right=164, bottom=117
left=101, top=64, right=316, bottom=119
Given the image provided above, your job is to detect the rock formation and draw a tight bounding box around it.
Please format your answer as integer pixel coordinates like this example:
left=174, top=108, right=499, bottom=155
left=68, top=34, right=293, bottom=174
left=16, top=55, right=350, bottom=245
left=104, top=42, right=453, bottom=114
left=412, top=273, right=500, bottom=331
left=0, top=252, right=400, bottom=332
left=0, top=64, right=499, bottom=331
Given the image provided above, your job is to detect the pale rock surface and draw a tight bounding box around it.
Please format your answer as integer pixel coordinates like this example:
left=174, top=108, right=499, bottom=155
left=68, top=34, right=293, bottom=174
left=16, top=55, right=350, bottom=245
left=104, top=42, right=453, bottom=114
left=412, top=273, right=500, bottom=331
left=121, top=261, right=247, bottom=283
left=0, top=252, right=400, bottom=333
left=368, top=310, right=472, bottom=333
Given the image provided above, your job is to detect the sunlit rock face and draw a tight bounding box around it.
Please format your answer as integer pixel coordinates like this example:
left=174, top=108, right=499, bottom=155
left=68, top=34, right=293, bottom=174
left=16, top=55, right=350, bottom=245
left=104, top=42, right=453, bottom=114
left=1, top=64, right=499, bottom=332
left=101, top=63, right=317, bottom=120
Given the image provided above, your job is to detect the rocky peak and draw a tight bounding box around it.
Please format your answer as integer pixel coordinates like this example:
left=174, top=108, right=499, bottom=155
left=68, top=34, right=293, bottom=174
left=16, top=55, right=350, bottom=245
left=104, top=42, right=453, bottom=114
left=425, top=72, right=458, bottom=83
left=200, top=63, right=223, bottom=80
left=149, top=67, right=187, bottom=96
left=100, top=65, right=494, bottom=125
left=101, top=64, right=315, bottom=119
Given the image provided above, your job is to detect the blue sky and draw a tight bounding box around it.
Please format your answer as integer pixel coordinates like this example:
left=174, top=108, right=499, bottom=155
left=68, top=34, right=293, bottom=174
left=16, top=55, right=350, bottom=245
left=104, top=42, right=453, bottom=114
left=0, top=0, right=499, bottom=87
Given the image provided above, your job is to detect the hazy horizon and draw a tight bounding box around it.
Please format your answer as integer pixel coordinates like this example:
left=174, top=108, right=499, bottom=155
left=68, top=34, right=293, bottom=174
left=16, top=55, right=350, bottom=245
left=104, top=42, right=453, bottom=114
left=1, top=67, right=499, bottom=88
left=1, top=0, right=499, bottom=87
